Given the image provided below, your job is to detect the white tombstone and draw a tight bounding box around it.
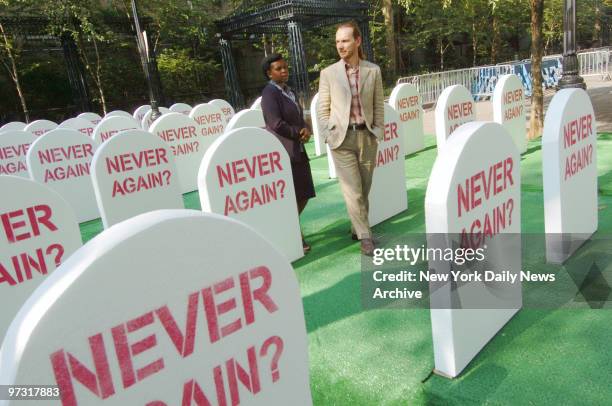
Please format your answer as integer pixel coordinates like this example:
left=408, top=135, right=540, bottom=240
left=133, top=104, right=151, bottom=123
left=425, top=121, right=521, bottom=378
left=389, top=83, right=425, bottom=155
left=0, top=131, right=36, bottom=177
left=542, top=88, right=598, bottom=263
left=0, top=209, right=311, bottom=405
left=0, top=175, right=81, bottom=341
left=434, top=85, right=475, bottom=150
left=24, top=119, right=57, bottom=137
left=310, top=93, right=326, bottom=157
left=169, top=102, right=193, bottom=115
left=368, top=105, right=408, bottom=226
left=150, top=113, right=212, bottom=193
left=189, top=103, right=225, bottom=140
left=91, top=130, right=183, bottom=228
left=493, top=74, right=527, bottom=154
left=326, top=145, right=337, bottom=179
left=105, top=110, right=133, bottom=119
left=77, top=112, right=103, bottom=126
left=0, top=122, right=26, bottom=133
left=58, top=117, right=95, bottom=138
left=251, top=96, right=263, bottom=110
left=27, top=129, right=99, bottom=223
left=209, top=99, right=235, bottom=125
left=198, top=127, right=303, bottom=262
left=142, top=107, right=171, bottom=131
left=92, top=115, right=140, bottom=144
left=224, top=109, right=265, bottom=133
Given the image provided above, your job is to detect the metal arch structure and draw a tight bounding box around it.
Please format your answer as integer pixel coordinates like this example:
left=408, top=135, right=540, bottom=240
left=216, top=0, right=372, bottom=109
left=0, top=16, right=160, bottom=115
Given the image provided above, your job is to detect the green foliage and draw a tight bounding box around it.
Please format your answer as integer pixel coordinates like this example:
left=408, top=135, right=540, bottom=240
left=157, top=47, right=220, bottom=101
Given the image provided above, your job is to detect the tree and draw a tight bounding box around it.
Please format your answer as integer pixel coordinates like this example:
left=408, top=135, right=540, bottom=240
left=382, top=0, right=398, bottom=76
left=529, top=0, right=544, bottom=140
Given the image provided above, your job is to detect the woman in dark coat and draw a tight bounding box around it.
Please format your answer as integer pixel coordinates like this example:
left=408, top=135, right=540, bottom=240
left=260, top=53, right=316, bottom=253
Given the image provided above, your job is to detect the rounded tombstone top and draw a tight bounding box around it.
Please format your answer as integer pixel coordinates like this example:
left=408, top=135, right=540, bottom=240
left=92, top=115, right=140, bottom=144
left=189, top=103, right=225, bottom=133
left=224, top=109, right=265, bottom=133
left=77, top=112, right=103, bottom=126
left=0, top=121, right=27, bottom=133
left=389, top=83, right=420, bottom=111
left=105, top=110, right=133, bottom=119
left=24, top=119, right=58, bottom=138
left=251, top=96, right=263, bottom=110
left=141, top=107, right=171, bottom=131
left=434, top=84, right=475, bottom=149
left=58, top=117, right=96, bottom=138
left=133, top=104, right=152, bottom=122
left=169, top=103, right=193, bottom=115
left=209, top=99, right=235, bottom=125
left=492, top=74, right=526, bottom=154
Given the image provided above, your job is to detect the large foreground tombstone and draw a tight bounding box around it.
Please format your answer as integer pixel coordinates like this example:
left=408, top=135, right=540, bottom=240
left=209, top=99, right=235, bottom=125
left=0, top=131, right=36, bottom=177
left=91, top=130, right=183, bottom=228
left=59, top=118, right=95, bottom=138
left=198, top=128, right=303, bottom=262
left=0, top=122, right=26, bottom=133
left=493, top=74, right=527, bottom=154
left=425, top=121, right=521, bottom=378
left=24, top=120, right=57, bottom=137
left=27, top=129, right=99, bottom=223
left=543, top=88, right=597, bottom=263
left=150, top=113, right=211, bottom=193
left=0, top=210, right=311, bottom=406
left=224, top=109, right=265, bottom=133
left=368, top=105, right=407, bottom=226
left=434, top=85, right=475, bottom=150
left=0, top=176, right=82, bottom=341
left=389, top=83, right=425, bottom=154
left=92, top=116, right=140, bottom=144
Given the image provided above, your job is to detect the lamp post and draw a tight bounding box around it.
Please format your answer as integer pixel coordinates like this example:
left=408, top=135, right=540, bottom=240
left=131, top=0, right=161, bottom=121
left=558, top=0, right=586, bottom=89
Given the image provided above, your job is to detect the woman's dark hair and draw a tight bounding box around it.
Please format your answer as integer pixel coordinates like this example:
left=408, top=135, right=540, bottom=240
left=261, top=53, right=285, bottom=80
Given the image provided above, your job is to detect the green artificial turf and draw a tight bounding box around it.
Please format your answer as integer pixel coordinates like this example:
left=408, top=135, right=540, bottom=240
left=79, top=133, right=612, bottom=405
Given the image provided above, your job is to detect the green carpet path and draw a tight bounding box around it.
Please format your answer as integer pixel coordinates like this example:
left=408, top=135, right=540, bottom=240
left=79, top=133, right=612, bottom=405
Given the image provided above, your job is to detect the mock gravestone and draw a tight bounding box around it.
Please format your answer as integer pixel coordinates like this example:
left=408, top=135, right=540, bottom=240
left=189, top=103, right=225, bottom=140
left=0, top=122, right=26, bottom=133
left=542, top=88, right=597, bottom=264
left=169, top=102, right=192, bottom=115
left=92, top=115, right=140, bottom=144
left=434, top=85, right=475, bottom=150
left=493, top=74, right=527, bottom=154
left=77, top=112, right=102, bottom=125
left=133, top=104, right=151, bottom=123
left=24, top=119, right=57, bottom=137
left=0, top=131, right=36, bottom=177
left=0, top=175, right=81, bottom=342
left=209, top=99, right=235, bottom=125
left=27, top=129, right=100, bottom=223
left=91, top=130, right=183, bottom=228
left=251, top=96, right=263, bottom=110
left=326, top=145, right=337, bottom=179
left=368, top=105, right=407, bottom=226
left=389, top=83, right=425, bottom=155
left=105, top=110, right=133, bottom=119
left=425, top=121, right=521, bottom=378
left=310, top=93, right=326, bottom=157
left=150, top=113, right=213, bottom=193
left=198, top=127, right=303, bottom=262
left=224, top=109, right=265, bottom=133
left=59, top=117, right=95, bottom=138
left=142, top=107, right=171, bottom=131
left=0, top=209, right=311, bottom=405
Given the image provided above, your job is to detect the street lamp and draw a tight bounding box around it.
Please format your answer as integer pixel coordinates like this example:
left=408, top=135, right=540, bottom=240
left=131, top=0, right=162, bottom=121
left=558, top=0, right=586, bottom=89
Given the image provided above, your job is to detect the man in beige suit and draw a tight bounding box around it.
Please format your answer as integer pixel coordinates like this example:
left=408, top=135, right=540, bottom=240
left=317, top=21, right=385, bottom=256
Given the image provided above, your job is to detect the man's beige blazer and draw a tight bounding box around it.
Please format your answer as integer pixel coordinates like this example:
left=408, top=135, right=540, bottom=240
left=317, top=59, right=385, bottom=149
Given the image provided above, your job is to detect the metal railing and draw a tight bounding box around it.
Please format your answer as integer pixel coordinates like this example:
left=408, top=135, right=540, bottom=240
left=397, top=47, right=611, bottom=104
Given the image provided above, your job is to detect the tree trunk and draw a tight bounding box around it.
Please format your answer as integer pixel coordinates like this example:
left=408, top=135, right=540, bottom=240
left=0, top=23, right=29, bottom=122
left=593, top=3, right=601, bottom=48
left=76, top=32, right=107, bottom=114
left=382, top=0, right=397, bottom=77
left=529, top=0, right=544, bottom=140
left=491, top=12, right=500, bottom=64
left=472, top=20, right=478, bottom=66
